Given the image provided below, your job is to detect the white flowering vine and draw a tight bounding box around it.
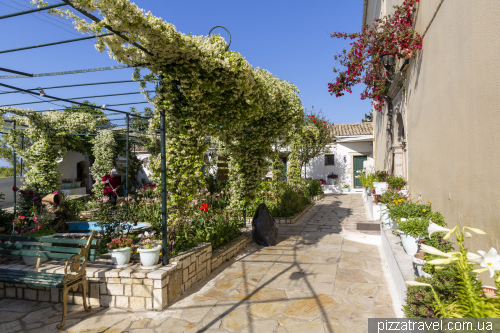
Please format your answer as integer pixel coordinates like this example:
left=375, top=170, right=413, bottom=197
left=0, top=107, right=95, bottom=193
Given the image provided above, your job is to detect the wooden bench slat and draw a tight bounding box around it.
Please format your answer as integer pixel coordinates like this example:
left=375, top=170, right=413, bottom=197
left=0, top=235, right=98, bottom=245
left=0, top=243, right=96, bottom=255
left=0, top=249, right=82, bottom=260
left=0, top=269, right=64, bottom=287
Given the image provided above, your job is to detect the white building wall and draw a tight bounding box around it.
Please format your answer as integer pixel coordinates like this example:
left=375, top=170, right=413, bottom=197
left=304, top=140, right=373, bottom=190
left=0, top=176, right=25, bottom=207
left=56, top=151, right=92, bottom=190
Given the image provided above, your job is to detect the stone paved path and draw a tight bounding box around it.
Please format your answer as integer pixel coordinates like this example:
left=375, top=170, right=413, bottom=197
left=0, top=194, right=395, bottom=333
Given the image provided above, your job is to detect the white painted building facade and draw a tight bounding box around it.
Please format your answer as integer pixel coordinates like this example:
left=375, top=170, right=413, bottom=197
left=304, top=123, right=373, bottom=193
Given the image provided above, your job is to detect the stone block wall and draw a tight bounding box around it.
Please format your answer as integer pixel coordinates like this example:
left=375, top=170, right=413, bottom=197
left=0, top=232, right=252, bottom=311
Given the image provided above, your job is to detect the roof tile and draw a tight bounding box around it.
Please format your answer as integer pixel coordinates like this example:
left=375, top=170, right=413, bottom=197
left=330, top=122, right=373, bottom=137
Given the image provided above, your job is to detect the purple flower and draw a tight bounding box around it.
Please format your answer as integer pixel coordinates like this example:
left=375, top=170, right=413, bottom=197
left=53, top=190, right=59, bottom=194
left=33, top=196, right=39, bottom=201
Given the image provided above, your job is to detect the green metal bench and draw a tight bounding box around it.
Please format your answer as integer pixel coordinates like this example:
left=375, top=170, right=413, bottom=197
left=0, top=231, right=98, bottom=329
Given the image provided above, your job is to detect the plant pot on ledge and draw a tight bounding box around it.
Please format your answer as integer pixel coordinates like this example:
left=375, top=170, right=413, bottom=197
left=108, top=247, right=131, bottom=267
left=138, top=245, right=161, bottom=269
left=412, top=252, right=432, bottom=278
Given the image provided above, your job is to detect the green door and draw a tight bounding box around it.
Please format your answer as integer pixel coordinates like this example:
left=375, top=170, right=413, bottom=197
left=353, top=156, right=367, bottom=188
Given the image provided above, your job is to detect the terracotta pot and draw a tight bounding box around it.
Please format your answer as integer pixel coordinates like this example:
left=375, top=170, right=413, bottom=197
left=42, top=193, right=63, bottom=206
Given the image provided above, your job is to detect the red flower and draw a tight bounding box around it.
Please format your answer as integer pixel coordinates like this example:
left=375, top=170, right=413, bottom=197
left=28, top=190, right=34, bottom=196
left=12, top=186, right=18, bottom=192
left=20, top=190, right=25, bottom=194
left=311, top=115, right=315, bottom=117
left=200, top=203, right=209, bottom=212
left=313, top=120, right=316, bottom=123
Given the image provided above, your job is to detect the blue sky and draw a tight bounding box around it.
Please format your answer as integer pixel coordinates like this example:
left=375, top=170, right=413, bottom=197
left=0, top=0, right=371, bottom=166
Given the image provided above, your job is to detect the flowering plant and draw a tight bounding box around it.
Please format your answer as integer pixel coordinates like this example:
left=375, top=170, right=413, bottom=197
left=90, top=130, right=117, bottom=198
left=200, top=203, right=209, bottom=212
left=0, top=107, right=95, bottom=193
left=328, top=0, right=422, bottom=111
left=406, top=224, right=500, bottom=318
left=137, top=231, right=160, bottom=250
left=108, top=237, right=134, bottom=250
left=42, top=0, right=303, bottom=222
left=61, top=178, right=72, bottom=184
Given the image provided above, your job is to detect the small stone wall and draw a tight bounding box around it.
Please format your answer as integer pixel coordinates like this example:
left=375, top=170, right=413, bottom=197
left=0, top=232, right=252, bottom=311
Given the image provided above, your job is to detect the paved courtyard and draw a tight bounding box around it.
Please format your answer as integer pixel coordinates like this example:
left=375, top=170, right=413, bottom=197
left=0, top=194, right=395, bottom=333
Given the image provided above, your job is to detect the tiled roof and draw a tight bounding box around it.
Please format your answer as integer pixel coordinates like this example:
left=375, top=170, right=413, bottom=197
left=330, top=122, right=373, bottom=137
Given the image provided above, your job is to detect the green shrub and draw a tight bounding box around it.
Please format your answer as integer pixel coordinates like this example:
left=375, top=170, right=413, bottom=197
left=387, top=176, right=406, bottom=190
left=404, top=265, right=463, bottom=318
left=387, top=201, right=432, bottom=220
left=378, top=188, right=407, bottom=204
left=306, top=180, right=323, bottom=197
left=398, top=218, right=429, bottom=238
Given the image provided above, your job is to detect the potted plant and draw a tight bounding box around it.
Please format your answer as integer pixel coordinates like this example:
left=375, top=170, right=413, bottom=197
left=378, top=190, right=407, bottom=227
left=397, top=218, right=429, bottom=255
left=61, top=178, right=72, bottom=189
left=342, top=184, right=350, bottom=192
left=108, top=237, right=134, bottom=267
left=74, top=178, right=82, bottom=188
left=137, top=231, right=161, bottom=269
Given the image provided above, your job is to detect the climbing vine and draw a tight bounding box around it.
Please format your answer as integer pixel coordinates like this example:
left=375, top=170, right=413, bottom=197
left=43, top=0, right=303, bottom=219
left=328, top=0, right=422, bottom=111
left=90, top=130, right=117, bottom=197
left=0, top=107, right=95, bottom=193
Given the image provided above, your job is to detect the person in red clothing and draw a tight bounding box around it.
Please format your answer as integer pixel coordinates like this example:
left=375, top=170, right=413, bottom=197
left=101, top=169, right=121, bottom=205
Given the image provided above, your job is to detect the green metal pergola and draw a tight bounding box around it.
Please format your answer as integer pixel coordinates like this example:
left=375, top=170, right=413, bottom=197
left=0, top=2, right=169, bottom=264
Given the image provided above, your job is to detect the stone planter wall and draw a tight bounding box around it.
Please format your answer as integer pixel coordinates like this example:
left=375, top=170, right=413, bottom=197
left=0, top=232, right=252, bottom=311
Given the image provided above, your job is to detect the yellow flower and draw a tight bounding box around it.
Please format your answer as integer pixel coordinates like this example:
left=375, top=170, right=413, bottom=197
left=422, top=209, right=426, bottom=213
left=399, top=199, right=403, bottom=202
left=428, top=201, right=432, bottom=203
left=395, top=202, right=398, bottom=205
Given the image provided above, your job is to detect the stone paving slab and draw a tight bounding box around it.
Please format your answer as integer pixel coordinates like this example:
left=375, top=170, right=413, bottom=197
left=0, top=194, right=395, bottom=333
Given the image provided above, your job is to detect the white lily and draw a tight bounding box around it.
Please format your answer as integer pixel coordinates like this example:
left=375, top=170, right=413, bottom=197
left=428, top=221, right=451, bottom=237
left=466, top=252, right=483, bottom=264
left=464, top=226, right=486, bottom=235
left=427, top=258, right=457, bottom=265
left=420, top=244, right=456, bottom=257
left=477, top=248, right=500, bottom=278
left=406, top=281, right=431, bottom=287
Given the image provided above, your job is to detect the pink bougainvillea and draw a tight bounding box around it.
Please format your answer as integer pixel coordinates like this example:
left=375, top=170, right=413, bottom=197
left=328, top=0, right=422, bottom=112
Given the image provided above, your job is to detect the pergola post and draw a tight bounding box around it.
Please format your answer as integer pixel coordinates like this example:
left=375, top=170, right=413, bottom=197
left=125, top=113, right=129, bottom=197
left=12, top=120, right=16, bottom=217
left=159, top=76, right=168, bottom=265
left=20, top=133, right=24, bottom=176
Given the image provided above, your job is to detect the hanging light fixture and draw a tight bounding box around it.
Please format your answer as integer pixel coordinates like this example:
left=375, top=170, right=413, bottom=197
left=38, top=88, right=46, bottom=96
left=381, top=54, right=394, bottom=72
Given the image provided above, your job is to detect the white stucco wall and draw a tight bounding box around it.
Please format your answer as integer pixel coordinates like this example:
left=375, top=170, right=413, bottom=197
left=56, top=151, right=91, bottom=190
left=304, top=140, right=373, bottom=190
left=0, top=176, right=25, bottom=207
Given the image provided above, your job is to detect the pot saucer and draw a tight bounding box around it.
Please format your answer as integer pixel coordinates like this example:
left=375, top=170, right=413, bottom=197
left=140, top=262, right=162, bottom=270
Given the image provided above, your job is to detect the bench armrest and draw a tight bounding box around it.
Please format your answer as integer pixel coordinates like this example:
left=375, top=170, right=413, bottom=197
left=62, top=231, right=97, bottom=283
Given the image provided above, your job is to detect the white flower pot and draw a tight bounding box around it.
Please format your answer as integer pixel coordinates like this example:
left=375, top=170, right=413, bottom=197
left=343, top=188, right=350, bottom=192
left=400, top=233, right=419, bottom=256
left=108, top=247, right=131, bottom=266
left=138, top=245, right=161, bottom=267
left=412, top=255, right=431, bottom=278
left=373, top=182, right=387, bottom=195
left=379, top=203, right=390, bottom=224
left=20, top=235, right=54, bottom=265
